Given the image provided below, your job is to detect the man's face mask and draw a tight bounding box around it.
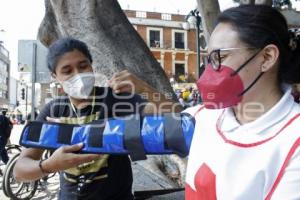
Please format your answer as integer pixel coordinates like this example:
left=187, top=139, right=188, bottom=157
left=197, top=48, right=263, bottom=109
left=61, top=72, right=95, bottom=99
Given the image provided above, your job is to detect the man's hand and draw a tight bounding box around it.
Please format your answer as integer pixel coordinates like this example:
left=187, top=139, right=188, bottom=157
left=43, top=116, right=101, bottom=173
left=42, top=143, right=101, bottom=173
left=108, top=70, right=155, bottom=95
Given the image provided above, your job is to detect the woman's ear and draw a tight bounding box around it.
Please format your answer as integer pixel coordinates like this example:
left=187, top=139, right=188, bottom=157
left=260, top=44, right=280, bottom=72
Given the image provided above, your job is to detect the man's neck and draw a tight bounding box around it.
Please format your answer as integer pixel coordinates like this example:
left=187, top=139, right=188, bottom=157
left=69, top=87, right=95, bottom=110
left=69, top=95, right=94, bottom=110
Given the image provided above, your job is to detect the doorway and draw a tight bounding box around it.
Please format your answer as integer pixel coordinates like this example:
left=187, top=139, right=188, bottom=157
left=175, top=63, right=185, bottom=82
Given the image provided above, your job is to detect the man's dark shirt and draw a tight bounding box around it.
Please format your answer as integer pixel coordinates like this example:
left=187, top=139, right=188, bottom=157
left=36, top=87, right=146, bottom=200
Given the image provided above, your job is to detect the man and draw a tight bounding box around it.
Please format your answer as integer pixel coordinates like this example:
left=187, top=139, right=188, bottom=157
left=0, top=110, right=12, bottom=164
left=14, top=38, right=181, bottom=200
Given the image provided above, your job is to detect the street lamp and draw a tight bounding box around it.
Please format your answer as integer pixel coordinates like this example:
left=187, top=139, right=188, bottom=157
left=182, top=9, right=202, bottom=78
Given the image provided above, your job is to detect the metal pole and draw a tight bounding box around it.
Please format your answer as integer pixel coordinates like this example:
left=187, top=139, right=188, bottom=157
left=25, top=85, right=28, bottom=119
left=31, top=42, right=37, bottom=121
left=196, top=20, right=201, bottom=78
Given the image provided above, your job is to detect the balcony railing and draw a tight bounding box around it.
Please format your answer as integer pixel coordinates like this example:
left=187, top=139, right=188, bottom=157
left=148, top=40, right=189, bottom=50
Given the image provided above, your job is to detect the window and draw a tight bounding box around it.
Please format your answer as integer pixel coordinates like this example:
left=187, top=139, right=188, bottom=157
left=147, top=28, right=163, bottom=48
left=0, top=60, right=7, bottom=75
left=162, top=14, right=171, bottom=21
left=150, top=30, right=160, bottom=48
left=136, top=11, right=147, bottom=18
left=175, top=32, right=185, bottom=49
left=0, top=76, right=5, bottom=84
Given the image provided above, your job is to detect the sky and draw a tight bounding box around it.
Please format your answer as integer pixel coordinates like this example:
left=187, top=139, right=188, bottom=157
left=1, top=0, right=300, bottom=79
left=0, top=0, right=45, bottom=78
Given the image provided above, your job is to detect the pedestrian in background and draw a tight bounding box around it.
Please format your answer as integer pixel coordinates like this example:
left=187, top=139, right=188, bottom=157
left=0, top=110, right=12, bottom=164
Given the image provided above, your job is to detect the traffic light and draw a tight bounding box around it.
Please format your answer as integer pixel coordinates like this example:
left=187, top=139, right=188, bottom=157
left=21, top=88, right=25, bottom=100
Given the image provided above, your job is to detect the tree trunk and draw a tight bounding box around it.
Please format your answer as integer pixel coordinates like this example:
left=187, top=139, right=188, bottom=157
left=38, top=0, right=186, bottom=190
left=255, top=0, right=273, bottom=5
left=38, top=0, right=176, bottom=100
left=196, top=0, right=221, bottom=43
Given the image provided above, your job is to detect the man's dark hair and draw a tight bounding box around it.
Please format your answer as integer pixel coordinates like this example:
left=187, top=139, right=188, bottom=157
left=47, top=38, right=93, bottom=73
left=1, top=110, right=7, bottom=116
left=216, top=5, right=300, bottom=84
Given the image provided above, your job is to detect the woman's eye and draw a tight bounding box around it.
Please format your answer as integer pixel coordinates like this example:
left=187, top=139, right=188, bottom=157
left=220, top=55, right=227, bottom=62
left=212, top=53, right=219, bottom=61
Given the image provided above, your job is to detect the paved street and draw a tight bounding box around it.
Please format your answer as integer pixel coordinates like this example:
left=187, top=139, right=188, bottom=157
left=0, top=125, right=184, bottom=200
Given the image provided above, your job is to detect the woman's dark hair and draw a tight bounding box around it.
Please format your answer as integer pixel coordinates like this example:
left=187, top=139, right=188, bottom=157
left=216, top=5, right=300, bottom=83
left=47, top=38, right=93, bottom=73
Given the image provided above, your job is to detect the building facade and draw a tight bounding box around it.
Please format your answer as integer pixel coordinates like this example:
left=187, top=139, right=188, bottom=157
left=124, top=10, right=206, bottom=83
left=0, top=43, right=10, bottom=110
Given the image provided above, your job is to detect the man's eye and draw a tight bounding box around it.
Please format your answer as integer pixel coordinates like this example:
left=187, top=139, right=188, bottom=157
left=62, top=70, right=71, bottom=74
left=79, top=64, right=89, bottom=69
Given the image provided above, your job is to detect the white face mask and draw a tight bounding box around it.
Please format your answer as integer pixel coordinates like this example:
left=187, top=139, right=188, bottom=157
left=61, top=72, right=95, bottom=99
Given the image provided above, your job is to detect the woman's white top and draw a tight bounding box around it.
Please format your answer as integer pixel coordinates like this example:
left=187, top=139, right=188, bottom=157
left=185, top=86, right=300, bottom=200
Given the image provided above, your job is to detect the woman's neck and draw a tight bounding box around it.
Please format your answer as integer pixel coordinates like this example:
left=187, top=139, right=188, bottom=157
left=233, top=85, right=283, bottom=125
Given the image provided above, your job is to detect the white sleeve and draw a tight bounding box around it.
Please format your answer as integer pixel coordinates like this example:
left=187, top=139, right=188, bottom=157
left=271, top=147, right=300, bottom=200
left=182, top=105, right=203, bottom=116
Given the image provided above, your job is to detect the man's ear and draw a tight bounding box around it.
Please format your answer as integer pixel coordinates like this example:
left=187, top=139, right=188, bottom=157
left=260, top=44, right=280, bottom=72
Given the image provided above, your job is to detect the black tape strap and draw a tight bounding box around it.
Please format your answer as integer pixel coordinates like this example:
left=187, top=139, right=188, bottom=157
left=88, top=125, right=104, bottom=148
left=24, top=120, right=105, bottom=148
left=57, top=124, right=74, bottom=144
left=164, top=113, right=188, bottom=157
left=123, top=114, right=146, bottom=161
left=27, top=121, right=43, bottom=142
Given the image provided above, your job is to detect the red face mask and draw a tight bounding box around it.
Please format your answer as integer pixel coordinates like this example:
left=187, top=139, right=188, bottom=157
left=197, top=63, right=264, bottom=109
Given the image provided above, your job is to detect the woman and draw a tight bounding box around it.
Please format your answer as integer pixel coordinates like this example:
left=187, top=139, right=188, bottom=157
left=185, top=5, right=300, bottom=200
